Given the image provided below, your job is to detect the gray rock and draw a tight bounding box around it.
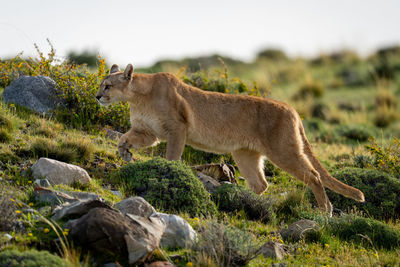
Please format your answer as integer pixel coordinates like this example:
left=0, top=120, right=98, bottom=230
left=3, top=233, right=13, bottom=241
left=34, top=179, right=51, bottom=188
left=52, top=199, right=112, bottom=221
left=145, top=262, right=175, bottom=267
left=115, top=197, right=156, bottom=218
left=192, top=163, right=237, bottom=183
left=1, top=76, right=63, bottom=114
left=34, top=186, right=78, bottom=205
left=259, top=241, right=285, bottom=260
left=156, top=212, right=197, bottom=249
left=105, top=129, right=123, bottom=140
left=280, top=219, right=319, bottom=241
left=66, top=208, right=165, bottom=265
left=60, top=190, right=101, bottom=201
left=196, top=172, right=221, bottom=193
left=31, top=157, right=91, bottom=186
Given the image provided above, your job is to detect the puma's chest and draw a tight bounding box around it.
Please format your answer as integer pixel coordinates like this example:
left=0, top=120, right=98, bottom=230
left=130, top=111, right=166, bottom=138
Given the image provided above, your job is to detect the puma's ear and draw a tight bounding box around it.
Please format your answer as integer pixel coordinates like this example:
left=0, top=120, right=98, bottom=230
left=110, top=64, right=120, bottom=74
left=124, top=64, right=134, bottom=80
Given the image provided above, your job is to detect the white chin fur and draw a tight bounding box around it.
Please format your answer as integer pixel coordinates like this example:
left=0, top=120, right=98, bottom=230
left=97, top=100, right=111, bottom=107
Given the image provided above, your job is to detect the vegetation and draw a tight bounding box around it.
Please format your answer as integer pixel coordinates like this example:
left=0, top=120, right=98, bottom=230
left=0, top=249, right=69, bottom=267
left=115, top=157, right=217, bottom=216
left=1, top=43, right=400, bottom=266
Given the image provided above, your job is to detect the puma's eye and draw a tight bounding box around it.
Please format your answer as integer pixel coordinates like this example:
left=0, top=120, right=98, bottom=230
left=104, top=85, right=111, bottom=91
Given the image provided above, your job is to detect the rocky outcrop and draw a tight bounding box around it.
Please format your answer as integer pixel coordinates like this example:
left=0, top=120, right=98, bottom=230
left=52, top=199, right=112, bottom=221
left=31, top=157, right=91, bottom=186
left=279, top=219, right=319, bottom=241
left=66, top=208, right=166, bottom=265
left=1, top=76, right=63, bottom=114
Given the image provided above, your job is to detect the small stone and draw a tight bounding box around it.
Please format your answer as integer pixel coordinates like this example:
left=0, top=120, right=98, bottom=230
left=115, top=197, right=156, bottom=218
left=156, top=212, right=197, bottom=249
left=280, top=219, right=319, bottom=241
left=105, top=129, right=123, bottom=140
left=52, top=199, right=112, bottom=221
left=259, top=241, right=285, bottom=260
left=34, top=186, right=78, bottom=205
left=196, top=172, right=221, bottom=193
left=34, top=179, right=51, bottom=188
left=31, top=157, right=91, bottom=186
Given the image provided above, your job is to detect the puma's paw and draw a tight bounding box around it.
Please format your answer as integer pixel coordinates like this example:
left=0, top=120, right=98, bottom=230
left=118, top=141, right=132, bottom=162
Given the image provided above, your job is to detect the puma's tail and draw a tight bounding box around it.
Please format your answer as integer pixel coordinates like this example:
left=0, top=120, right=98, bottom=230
left=299, top=125, right=365, bottom=202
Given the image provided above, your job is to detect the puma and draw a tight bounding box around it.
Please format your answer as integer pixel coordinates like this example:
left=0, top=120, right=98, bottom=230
left=96, top=64, right=365, bottom=214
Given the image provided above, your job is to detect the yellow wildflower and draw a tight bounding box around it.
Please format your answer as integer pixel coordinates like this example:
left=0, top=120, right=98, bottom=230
left=324, top=243, right=329, bottom=248
left=193, top=217, right=199, bottom=222
left=28, top=233, right=33, bottom=237
left=187, top=262, right=193, bottom=267
left=44, top=228, right=50, bottom=234
left=15, top=210, right=21, bottom=214
left=10, top=198, right=15, bottom=202
left=29, top=202, right=34, bottom=207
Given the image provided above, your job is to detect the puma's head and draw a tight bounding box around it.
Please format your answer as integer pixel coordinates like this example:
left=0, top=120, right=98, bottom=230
left=96, top=64, right=134, bottom=106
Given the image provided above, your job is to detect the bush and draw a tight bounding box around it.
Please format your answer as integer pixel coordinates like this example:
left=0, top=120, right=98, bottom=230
left=328, top=215, right=400, bottom=250
left=276, top=189, right=312, bottom=223
left=365, top=138, right=400, bottom=177
left=293, top=80, right=324, bottom=100
left=0, top=249, right=68, bottom=267
left=116, top=157, right=217, bottom=216
left=374, top=107, right=398, bottom=128
left=311, top=102, right=329, bottom=120
left=191, top=221, right=262, bottom=267
left=257, top=48, right=288, bottom=61
left=334, top=124, right=374, bottom=143
left=211, top=184, right=273, bottom=223
left=326, top=168, right=400, bottom=220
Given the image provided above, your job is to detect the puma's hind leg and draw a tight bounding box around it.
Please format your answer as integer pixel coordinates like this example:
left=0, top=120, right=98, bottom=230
left=231, top=149, right=268, bottom=194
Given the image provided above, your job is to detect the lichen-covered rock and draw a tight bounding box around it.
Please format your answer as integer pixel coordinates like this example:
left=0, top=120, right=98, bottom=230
left=2, top=76, right=63, bottom=114
left=31, top=157, right=91, bottom=185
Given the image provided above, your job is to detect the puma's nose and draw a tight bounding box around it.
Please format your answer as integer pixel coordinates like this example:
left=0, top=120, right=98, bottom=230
left=96, top=95, right=101, bottom=100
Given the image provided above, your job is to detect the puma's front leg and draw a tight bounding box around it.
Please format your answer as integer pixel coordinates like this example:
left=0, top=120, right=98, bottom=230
left=166, top=126, right=187, bottom=161
left=118, top=128, right=158, bottom=161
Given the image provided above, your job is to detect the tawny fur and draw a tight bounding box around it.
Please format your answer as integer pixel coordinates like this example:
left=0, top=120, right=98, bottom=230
left=96, top=64, right=365, bottom=214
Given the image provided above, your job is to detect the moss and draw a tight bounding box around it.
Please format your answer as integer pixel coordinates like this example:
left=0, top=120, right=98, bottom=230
left=116, top=157, right=217, bottom=216
left=0, top=249, right=68, bottom=267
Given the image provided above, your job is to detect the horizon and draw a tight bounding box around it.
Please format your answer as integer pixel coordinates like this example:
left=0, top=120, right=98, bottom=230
left=1, top=0, right=399, bottom=67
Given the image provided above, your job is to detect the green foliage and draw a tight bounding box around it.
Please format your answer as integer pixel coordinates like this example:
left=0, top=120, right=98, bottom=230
left=293, top=80, right=324, bottom=100
left=0, top=249, right=68, bottom=267
left=334, top=124, right=374, bottom=143
left=0, top=41, right=130, bottom=131
left=327, top=168, right=400, bottom=220
left=116, top=157, right=217, bottom=216
left=365, top=138, right=400, bottom=177
left=328, top=215, right=400, bottom=250
left=257, top=48, right=288, bottom=61
left=67, top=49, right=99, bottom=68
left=191, top=221, right=262, bottom=267
left=0, top=112, right=13, bottom=131
left=61, top=137, right=94, bottom=162
left=276, top=189, right=312, bottom=223
left=212, top=184, right=273, bottom=223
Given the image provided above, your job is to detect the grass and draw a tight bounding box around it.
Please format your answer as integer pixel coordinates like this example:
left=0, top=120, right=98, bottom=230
left=0, top=47, right=400, bottom=266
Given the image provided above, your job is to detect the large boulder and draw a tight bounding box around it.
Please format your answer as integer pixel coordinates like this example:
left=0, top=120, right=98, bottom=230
left=66, top=208, right=166, bottom=265
left=156, top=212, right=197, bottom=249
left=31, top=157, right=91, bottom=186
left=1, top=76, right=63, bottom=114
left=115, top=197, right=156, bottom=218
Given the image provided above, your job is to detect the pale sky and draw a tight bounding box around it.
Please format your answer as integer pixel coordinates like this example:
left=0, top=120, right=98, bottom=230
left=1, top=0, right=399, bottom=67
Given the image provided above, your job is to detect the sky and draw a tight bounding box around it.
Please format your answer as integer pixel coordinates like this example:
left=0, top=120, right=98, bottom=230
left=1, top=0, right=399, bottom=67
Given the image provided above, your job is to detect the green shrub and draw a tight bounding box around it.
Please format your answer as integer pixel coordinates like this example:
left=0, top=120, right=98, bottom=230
left=191, top=221, right=262, bottom=267
left=293, top=80, right=324, bottom=100
left=311, top=102, right=330, bottom=120
left=30, top=138, right=78, bottom=163
left=373, top=107, right=398, bottom=128
left=257, top=48, right=288, bottom=61
left=327, top=168, right=400, bottom=220
left=328, top=215, right=400, bottom=250
left=0, top=128, right=12, bottom=143
left=276, top=189, right=312, bottom=223
left=116, top=157, right=217, bottom=216
left=264, top=159, right=281, bottom=177
left=334, top=124, right=374, bottom=143
left=0, top=249, right=68, bottom=267
left=365, top=138, right=400, bottom=177
left=211, top=184, right=273, bottom=223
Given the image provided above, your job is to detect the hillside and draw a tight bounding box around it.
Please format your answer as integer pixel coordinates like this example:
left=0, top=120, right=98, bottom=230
left=0, top=46, right=400, bottom=266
